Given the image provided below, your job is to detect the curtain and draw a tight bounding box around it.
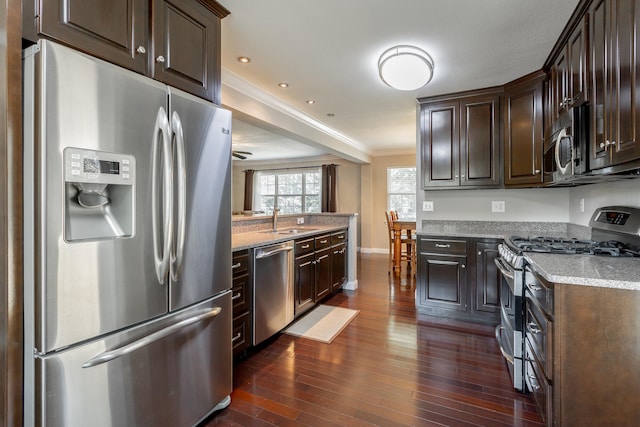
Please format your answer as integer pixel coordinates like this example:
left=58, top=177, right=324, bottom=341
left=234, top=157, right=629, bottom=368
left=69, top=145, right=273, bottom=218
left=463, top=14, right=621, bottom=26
left=243, top=169, right=255, bottom=211
left=321, top=164, right=337, bottom=212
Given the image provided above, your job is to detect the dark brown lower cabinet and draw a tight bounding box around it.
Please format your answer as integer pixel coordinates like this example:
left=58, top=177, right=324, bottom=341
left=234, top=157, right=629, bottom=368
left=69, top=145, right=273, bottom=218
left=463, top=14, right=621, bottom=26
left=525, top=265, right=640, bottom=426
left=294, top=241, right=316, bottom=317
left=314, top=247, right=332, bottom=300
left=473, top=240, right=501, bottom=317
left=331, top=242, right=347, bottom=291
left=231, top=249, right=251, bottom=357
left=416, top=236, right=500, bottom=324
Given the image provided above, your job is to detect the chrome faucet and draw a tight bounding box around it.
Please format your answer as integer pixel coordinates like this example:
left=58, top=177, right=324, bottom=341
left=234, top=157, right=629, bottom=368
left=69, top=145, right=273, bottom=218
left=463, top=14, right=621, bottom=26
left=272, top=207, right=280, bottom=231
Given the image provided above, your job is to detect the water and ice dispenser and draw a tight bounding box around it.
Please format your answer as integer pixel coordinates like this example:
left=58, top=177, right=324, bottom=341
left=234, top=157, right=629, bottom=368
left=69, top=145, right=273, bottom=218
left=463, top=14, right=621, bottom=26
left=64, top=148, right=135, bottom=241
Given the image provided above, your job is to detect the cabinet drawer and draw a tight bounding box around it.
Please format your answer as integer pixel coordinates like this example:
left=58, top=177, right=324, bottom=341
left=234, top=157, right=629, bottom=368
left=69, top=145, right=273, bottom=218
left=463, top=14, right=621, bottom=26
left=295, top=238, right=315, bottom=255
left=314, top=234, right=331, bottom=250
left=525, top=267, right=553, bottom=315
left=331, top=230, right=347, bottom=245
left=525, top=339, right=552, bottom=426
left=232, top=312, right=251, bottom=356
left=232, top=273, right=250, bottom=315
left=420, top=238, right=467, bottom=254
left=232, top=251, right=249, bottom=276
left=525, top=293, right=553, bottom=380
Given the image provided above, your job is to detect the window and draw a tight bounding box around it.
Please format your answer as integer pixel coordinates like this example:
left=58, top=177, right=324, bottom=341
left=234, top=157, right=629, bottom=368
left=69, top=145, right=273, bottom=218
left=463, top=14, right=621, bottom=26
left=387, top=167, right=416, bottom=219
left=254, top=168, right=322, bottom=214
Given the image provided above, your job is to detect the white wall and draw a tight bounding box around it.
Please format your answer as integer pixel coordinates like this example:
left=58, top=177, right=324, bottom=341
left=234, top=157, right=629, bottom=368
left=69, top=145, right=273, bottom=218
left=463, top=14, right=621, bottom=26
left=568, top=178, right=640, bottom=225
left=419, top=188, right=571, bottom=222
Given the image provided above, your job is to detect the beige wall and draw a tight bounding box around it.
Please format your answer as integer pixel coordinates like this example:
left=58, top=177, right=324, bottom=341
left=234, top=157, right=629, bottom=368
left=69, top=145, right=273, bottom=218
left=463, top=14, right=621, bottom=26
left=360, top=154, right=417, bottom=253
left=232, top=157, right=362, bottom=245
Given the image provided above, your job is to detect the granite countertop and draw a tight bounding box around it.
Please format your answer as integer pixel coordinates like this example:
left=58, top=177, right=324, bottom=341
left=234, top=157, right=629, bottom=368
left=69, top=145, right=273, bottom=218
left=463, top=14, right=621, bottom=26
left=525, top=253, right=640, bottom=291
left=232, top=225, right=346, bottom=251
left=416, top=220, right=638, bottom=291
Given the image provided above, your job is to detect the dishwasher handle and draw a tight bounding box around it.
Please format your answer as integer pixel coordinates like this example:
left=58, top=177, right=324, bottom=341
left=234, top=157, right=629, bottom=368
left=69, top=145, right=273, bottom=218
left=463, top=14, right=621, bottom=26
left=255, top=245, right=293, bottom=259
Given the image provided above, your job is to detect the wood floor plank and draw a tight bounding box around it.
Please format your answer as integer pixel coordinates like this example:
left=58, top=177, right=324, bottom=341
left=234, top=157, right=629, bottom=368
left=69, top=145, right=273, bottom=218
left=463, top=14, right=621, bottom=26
left=202, top=253, right=542, bottom=426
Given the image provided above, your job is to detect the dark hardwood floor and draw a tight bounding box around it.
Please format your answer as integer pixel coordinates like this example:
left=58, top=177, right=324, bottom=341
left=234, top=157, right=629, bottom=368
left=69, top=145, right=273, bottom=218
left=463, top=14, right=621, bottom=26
left=203, top=253, right=542, bottom=426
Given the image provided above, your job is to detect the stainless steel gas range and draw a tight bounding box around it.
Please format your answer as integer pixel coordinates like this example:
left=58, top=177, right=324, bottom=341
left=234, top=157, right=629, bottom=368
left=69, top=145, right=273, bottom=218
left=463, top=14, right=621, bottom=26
left=495, top=206, right=640, bottom=392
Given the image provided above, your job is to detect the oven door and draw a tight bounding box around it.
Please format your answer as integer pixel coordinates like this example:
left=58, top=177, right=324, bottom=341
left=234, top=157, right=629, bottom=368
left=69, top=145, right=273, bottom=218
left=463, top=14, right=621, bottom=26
left=494, top=256, right=524, bottom=391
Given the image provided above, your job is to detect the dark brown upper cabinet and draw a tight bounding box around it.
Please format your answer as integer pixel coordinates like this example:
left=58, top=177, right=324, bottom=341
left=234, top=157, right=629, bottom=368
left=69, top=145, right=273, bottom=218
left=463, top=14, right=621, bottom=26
left=24, top=0, right=229, bottom=103
left=419, top=90, right=501, bottom=189
left=590, top=0, right=640, bottom=172
left=503, top=71, right=545, bottom=187
left=548, top=14, right=589, bottom=131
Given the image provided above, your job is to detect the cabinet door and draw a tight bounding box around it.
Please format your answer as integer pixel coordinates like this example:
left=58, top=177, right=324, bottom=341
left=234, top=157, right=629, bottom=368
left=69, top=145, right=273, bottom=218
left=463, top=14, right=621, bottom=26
left=152, top=0, right=220, bottom=102
left=568, top=17, right=588, bottom=107
left=590, top=0, right=612, bottom=170
left=40, top=0, right=148, bottom=74
left=460, top=95, right=500, bottom=187
left=418, top=254, right=467, bottom=311
left=331, top=243, right=347, bottom=291
left=474, top=242, right=501, bottom=314
left=611, top=0, right=640, bottom=166
left=421, top=101, right=460, bottom=188
left=315, top=247, right=332, bottom=301
left=294, top=252, right=315, bottom=316
left=503, top=73, right=544, bottom=187
left=591, top=0, right=640, bottom=170
left=551, top=47, right=568, bottom=121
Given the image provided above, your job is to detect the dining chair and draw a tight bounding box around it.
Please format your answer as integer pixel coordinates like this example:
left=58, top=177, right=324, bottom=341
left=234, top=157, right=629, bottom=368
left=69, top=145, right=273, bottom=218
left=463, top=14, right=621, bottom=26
left=385, top=211, right=415, bottom=274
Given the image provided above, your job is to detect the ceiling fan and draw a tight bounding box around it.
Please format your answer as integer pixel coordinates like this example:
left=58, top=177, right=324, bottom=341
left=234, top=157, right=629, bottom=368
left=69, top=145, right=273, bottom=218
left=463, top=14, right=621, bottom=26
left=232, top=150, right=252, bottom=160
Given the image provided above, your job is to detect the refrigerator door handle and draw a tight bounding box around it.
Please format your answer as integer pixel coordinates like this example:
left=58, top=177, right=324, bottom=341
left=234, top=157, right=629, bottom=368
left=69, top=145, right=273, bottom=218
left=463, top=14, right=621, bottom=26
left=170, top=111, right=187, bottom=282
left=81, top=307, right=222, bottom=368
left=152, top=107, right=174, bottom=284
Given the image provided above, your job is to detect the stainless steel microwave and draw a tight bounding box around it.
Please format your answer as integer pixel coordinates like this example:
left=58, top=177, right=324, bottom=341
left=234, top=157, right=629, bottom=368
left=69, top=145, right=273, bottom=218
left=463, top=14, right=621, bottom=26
left=547, top=105, right=589, bottom=183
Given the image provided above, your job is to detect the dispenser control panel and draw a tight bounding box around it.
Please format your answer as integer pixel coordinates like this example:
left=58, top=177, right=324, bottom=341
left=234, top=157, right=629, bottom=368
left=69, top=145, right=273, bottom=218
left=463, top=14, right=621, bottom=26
left=64, top=148, right=135, bottom=185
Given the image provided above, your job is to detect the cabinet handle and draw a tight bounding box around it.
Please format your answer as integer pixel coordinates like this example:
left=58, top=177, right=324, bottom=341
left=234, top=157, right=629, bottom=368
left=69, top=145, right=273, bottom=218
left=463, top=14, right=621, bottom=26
left=461, top=264, right=466, bottom=269
left=232, top=293, right=242, bottom=301
left=156, top=55, right=166, bottom=63
left=528, top=283, right=543, bottom=291
left=461, top=174, right=465, bottom=179
left=312, top=260, right=317, bottom=265
left=527, top=322, right=541, bottom=334
left=320, top=239, right=328, bottom=244
left=455, top=174, right=459, bottom=179
left=527, top=374, right=540, bottom=391
left=231, top=262, right=241, bottom=269
left=478, top=251, right=482, bottom=255
left=534, top=169, right=541, bottom=174
left=301, top=244, right=310, bottom=249
left=232, top=332, right=242, bottom=343
left=136, top=46, right=146, bottom=54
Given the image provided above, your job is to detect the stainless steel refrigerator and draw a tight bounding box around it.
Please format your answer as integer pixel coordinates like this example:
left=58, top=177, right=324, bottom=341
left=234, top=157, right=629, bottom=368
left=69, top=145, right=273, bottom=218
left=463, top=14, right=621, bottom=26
left=23, top=40, right=232, bottom=427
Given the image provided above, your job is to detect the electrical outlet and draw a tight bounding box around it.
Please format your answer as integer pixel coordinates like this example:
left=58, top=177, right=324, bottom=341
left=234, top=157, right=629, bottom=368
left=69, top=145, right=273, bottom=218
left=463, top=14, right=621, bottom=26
left=580, top=198, right=585, bottom=213
left=423, top=201, right=434, bottom=211
left=297, top=217, right=304, bottom=225
left=492, top=201, right=505, bottom=213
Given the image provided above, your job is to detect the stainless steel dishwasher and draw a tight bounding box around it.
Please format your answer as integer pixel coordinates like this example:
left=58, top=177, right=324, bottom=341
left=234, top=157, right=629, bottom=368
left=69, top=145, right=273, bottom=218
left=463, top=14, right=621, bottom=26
left=253, top=240, right=294, bottom=345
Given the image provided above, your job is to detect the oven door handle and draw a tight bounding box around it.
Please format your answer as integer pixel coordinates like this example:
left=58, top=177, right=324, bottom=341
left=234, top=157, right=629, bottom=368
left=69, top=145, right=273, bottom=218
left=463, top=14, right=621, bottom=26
left=494, top=257, right=514, bottom=281
left=495, top=325, right=515, bottom=364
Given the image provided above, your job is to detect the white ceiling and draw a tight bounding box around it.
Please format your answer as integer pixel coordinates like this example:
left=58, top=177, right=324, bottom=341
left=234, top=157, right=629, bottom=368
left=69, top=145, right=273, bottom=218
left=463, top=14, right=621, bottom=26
left=219, top=0, right=581, bottom=163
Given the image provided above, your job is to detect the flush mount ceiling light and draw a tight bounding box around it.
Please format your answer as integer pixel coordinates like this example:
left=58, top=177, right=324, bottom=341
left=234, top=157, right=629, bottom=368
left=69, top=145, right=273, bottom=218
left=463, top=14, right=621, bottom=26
left=378, top=45, right=434, bottom=91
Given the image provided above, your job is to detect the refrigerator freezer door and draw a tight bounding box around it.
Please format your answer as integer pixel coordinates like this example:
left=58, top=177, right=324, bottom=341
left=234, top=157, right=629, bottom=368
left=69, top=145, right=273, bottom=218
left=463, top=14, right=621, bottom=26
left=25, top=40, right=169, bottom=353
left=168, top=87, right=232, bottom=311
left=34, top=292, right=232, bottom=427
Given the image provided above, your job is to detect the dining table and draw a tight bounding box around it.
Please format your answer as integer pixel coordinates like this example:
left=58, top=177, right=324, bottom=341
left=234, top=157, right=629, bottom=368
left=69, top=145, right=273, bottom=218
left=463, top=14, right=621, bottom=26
left=392, top=219, right=416, bottom=276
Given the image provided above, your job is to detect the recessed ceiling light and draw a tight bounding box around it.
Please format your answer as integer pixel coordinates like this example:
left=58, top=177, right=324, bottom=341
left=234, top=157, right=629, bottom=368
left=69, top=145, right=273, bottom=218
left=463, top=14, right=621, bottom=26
left=306, top=100, right=315, bottom=104
left=237, top=56, right=251, bottom=64
left=278, top=82, right=289, bottom=88
left=326, top=113, right=335, bottom=117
